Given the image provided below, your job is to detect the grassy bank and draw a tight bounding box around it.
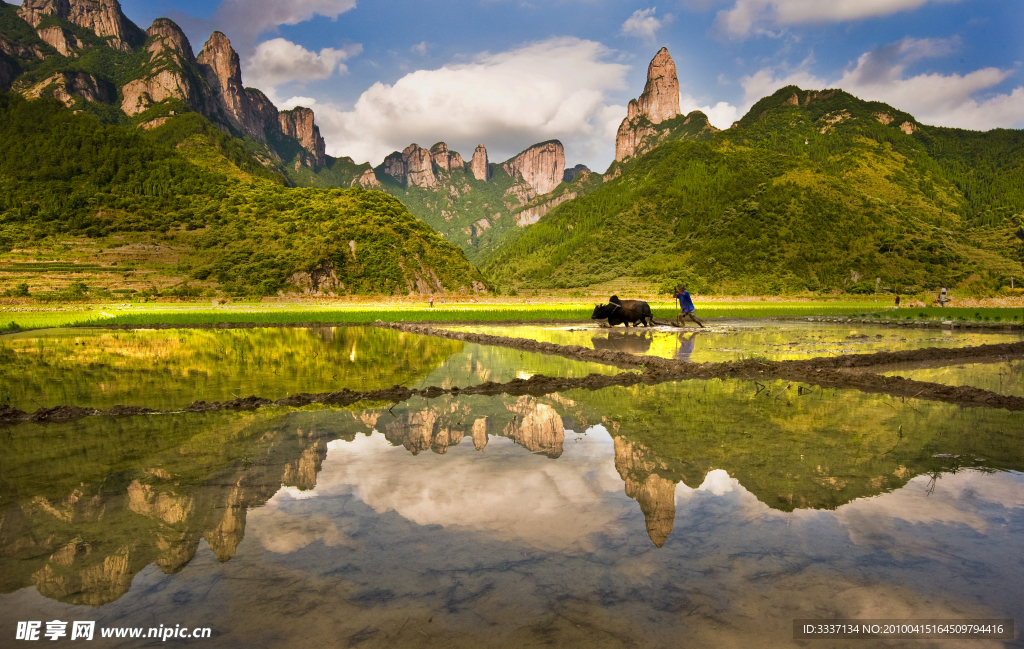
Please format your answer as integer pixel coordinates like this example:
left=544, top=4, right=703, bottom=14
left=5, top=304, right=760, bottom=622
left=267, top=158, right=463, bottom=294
left=1, top=300, right=897, bottom=330
left=4, top=300, right=1024, bottom=332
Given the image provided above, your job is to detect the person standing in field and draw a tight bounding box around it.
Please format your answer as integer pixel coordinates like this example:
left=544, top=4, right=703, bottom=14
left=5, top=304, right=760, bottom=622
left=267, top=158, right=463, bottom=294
left=894, top=294, right=901, bottom=308
left=429, top=295, right=434, bottom=308
left=674, top=285, right=704, bottom=327
left=939, top=287, right=947, bottom=307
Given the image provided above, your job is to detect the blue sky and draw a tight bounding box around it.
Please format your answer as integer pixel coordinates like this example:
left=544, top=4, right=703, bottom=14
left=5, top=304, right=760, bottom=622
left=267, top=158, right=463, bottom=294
left=108, top=0, right=1024, bottom=169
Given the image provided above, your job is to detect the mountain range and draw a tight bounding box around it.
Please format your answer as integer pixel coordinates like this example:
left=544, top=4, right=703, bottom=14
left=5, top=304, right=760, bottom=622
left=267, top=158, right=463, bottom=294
left=0, top=0, right=1022, bottom=297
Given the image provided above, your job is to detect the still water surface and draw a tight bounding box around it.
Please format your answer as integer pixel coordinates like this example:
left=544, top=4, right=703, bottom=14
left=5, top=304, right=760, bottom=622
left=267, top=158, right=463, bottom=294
left=0, top=327, right=618, bottom=411
left=446, top=322, right=1024, bottom=363
left=2, top=376, right=1021, bottom=647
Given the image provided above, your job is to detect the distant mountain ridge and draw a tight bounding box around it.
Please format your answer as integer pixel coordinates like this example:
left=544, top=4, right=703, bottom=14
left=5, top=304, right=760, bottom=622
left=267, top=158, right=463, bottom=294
left=0, top=0, right=325, bottom=175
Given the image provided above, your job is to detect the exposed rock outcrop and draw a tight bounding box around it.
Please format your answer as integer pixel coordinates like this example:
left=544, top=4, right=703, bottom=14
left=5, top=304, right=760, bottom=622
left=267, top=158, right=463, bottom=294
left=470, top=144, right=490, bottom=181
left=429, top=142, right=464, bottom=172
left=636, top=47, right=680, bottom=125
left=615, top=47, right=683, bottom=162
left=36, top=26, right=81, bottom=57
left=197, top=32, right=276, bottom=143
left=288, top=261, right=341, bottom=295
left=26, top=71, right=113, bottom=106
left=563, top=163, right=590, bottom=183
left=382, top=143, right=448, bottom=188
left=18, top=0, right=144, bottom=53
left=279, top=107, right=327, bottom=167
left=515, top=191, right=576, bottom=227
left=502, top=141, right=565, bottom=195
left=350, top=168, right=381, bottom=189
left=120, top=19, right=211, bottom=118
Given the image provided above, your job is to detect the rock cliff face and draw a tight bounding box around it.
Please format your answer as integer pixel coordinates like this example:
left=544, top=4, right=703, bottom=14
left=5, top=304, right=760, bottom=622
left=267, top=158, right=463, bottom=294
left=615, top=47, right=682, bottom=162
left=120, top=19, right=212, bottom=118
left=26, top=71, right=113, bottom=106
left=503, top=141, right=565, bottom=195
left=470, top=144, right=490, bottom=181
left=36, top=26, right=81, bottom=57
left=197, top=32, right=274, bottom=143
left=563, top=163, right=589, bottom=183
left=430, top=142, right=464, bottom=171
left=350, top=168, right=381, bottom=189
left=637, top=47, right=680, bottom=124
left=280, top=107, right=327, bottom=167
left=18, top=0, right=144, bottom=52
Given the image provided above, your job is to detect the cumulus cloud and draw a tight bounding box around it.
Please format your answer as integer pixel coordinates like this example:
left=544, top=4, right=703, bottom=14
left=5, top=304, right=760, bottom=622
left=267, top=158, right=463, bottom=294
left=307, top=37, right=630, bottom=169
left=244, top=39, right=361, bottom=88
left=740, top=38, right=1024, bottom=130
left=716, top=0, right=957, bottom=39
left=680, top=94, right=742, bottom=129
left=621, top=8, right=670, bottom=43
left=411, top=41, right=429, bottom=56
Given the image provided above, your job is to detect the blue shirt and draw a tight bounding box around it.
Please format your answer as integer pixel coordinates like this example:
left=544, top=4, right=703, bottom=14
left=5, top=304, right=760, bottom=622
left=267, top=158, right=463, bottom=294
left=676, top=291, right=694, bottom=312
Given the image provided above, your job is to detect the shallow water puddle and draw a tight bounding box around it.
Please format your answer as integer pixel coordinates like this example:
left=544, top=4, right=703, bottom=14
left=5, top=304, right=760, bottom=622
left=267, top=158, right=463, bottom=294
left=0, top=327, right=617, bottom=410
left=880, top=359, right=1024, bottom=397
left=446, top=321, right=1024, bottom=363
left=2, top=379, right=1021, bottom=647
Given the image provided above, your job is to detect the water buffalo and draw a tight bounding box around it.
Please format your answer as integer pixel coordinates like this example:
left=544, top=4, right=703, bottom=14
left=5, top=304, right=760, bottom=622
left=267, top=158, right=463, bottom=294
left=591, top=295, right=654, bottom=327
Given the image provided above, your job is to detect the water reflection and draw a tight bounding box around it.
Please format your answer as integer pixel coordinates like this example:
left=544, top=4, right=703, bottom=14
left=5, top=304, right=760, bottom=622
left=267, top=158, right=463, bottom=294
left=881, top=359, right=1024, bottom=397
left=0, top=327, right=617, bottom=411
left=447, top=322, right=1024, bottom=362
left=2, top=381, right=1023, bottom=646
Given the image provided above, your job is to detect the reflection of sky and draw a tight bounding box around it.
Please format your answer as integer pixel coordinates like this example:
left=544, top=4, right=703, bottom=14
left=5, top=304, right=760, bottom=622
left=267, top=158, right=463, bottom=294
left=4, top=425, right=1022, bottom=647
left=447, top=323, right=1024, bottom=363
left=252, top=426, right=630, bottom=552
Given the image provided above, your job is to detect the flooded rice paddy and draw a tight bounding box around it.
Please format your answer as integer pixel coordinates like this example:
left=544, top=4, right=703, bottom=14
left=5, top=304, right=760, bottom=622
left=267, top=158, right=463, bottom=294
left=445, top=321, right=1024, bottom=363
left=1, top=322, right=1022, bottom=647
left=0, top=327, right=617, bottom=411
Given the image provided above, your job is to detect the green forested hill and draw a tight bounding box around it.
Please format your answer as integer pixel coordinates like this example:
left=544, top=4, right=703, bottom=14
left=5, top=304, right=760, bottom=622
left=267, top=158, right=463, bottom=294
left=483, top=86, right=1024, bottom=294
left=0, top=93, right=486, bottom=296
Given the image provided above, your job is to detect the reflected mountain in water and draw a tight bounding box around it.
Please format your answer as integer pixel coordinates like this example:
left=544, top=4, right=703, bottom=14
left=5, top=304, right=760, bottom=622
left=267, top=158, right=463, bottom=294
left=3, top=377, right=1024, bottom=605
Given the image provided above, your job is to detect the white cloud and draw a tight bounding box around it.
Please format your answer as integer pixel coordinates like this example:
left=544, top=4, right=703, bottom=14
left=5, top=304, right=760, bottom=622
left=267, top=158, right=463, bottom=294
left=411, top=41, right=429, bottom=56
left=621, top=8, right=668, bottom=43
left=680, top=94, right=742, bottom=129
left=738, top=38, right=1024, bottom=130
left=244, top=38, right=360, bottom=88
left=829, top=38, right=1024, bottom=130
left=309, top=37, right=630, bottom=169
left=716, top=0, right=959, bottom=38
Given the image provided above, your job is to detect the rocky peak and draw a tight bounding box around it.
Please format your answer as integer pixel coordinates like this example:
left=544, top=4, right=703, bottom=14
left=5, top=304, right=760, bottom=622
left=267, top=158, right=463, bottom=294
left=197, top=32, right=274, bottom=143
left=637, top=47, right=680, bottom=124
left=279, top=107, right=327, bottom=168
left=502, top=141, right=565, bottom=195
left=429, top=142, right=464, bottom=172
left=145, top=18, right=195, bottom=65
left=563, top=163, right=590, bottom=183
left=470, top=144, right=490, bottom=181
left=615, top=47, right=682, bottom=162
left=402, top=143, right=437, bottom=188
left=18, top=0, right=144, bottom=52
